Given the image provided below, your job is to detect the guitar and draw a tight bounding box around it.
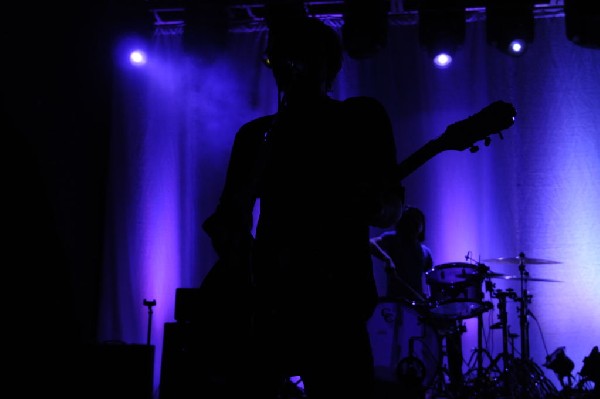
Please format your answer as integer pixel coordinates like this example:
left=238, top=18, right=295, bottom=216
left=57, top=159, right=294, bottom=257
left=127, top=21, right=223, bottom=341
left=396, top=100, right=517, bottom=181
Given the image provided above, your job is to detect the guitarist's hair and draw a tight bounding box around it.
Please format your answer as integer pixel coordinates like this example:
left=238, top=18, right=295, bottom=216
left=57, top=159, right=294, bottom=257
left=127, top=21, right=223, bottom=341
left=265, top=16, right=343, bottom=91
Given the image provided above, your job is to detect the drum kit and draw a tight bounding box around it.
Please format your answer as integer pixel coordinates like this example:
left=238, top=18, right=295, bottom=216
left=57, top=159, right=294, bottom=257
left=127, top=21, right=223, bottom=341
left=379, top=251, right=564, bottom=398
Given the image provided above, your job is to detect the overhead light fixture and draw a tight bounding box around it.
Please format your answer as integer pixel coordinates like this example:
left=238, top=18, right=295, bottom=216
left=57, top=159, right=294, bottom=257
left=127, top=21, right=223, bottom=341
left=564, top=0, right=600, bottom=49
left=183, top=1, right=229, bottom=56
left=129, top=49, right=148, bottom=67
left=342, top=0, right=389, bottom=59
left=486, top=0, right=535, bottom=57
left=417, top=0, right=465, bottom=69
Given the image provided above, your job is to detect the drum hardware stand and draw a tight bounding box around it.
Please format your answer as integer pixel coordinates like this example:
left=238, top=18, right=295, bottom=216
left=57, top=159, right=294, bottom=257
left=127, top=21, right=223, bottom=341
left=458, top=260, right=495, bottom=374
left=476, top=279, right=495, bottom=377
left=515, top=253, right=533, bottom=361
left=493, top=288, right=517, bottom=374
left=476, top=287, right=518, bottom=396
left=396, top=334, right=428, bottom=387
left=427, top=319, right=466, bottom=399
left=467, top=281, right=516, bottom=395
left=396, top=321, right=442, bottom=398
left=511, top=257, right=560, bottom=398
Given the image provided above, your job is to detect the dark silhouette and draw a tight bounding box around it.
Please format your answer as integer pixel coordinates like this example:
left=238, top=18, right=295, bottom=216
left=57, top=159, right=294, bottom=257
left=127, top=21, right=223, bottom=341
left=202, top=14, right=404, bottom=399
left=369, top=206, right=465, bottom=398
left=370, top=206, right=433, bottom=303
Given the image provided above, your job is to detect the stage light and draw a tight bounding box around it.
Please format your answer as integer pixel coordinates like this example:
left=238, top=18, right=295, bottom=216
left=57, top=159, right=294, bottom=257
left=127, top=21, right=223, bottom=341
left=564, top=0, right=600, bottom=49
left=486, top=0, right=534, bottom=57
left=342, top=0, right=389, bottom=59
left=417, top=0, right=465, bottom=68
left=129, top=49, right=148, bottom=67
left=508, top=39, right=526, bottom=55
left=433, top=52, right=453, bottom=69
left=183, top=0, right=229, bottom=56
left=109, top=1, right=154, bottom=68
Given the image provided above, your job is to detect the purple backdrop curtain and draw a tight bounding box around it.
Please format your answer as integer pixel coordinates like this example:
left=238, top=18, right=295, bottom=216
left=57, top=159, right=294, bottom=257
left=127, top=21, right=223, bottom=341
left=99, top=16, right=600, bottom=396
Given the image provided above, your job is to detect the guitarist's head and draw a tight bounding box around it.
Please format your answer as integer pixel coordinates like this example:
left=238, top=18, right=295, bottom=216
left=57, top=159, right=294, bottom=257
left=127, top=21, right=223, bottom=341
left=264, top=16, right=343, bottom=107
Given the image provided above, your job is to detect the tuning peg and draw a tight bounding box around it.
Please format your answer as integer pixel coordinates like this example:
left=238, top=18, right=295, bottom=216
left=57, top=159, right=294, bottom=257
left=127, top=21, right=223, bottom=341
left=499, top=132, right=504, bottom=140
left=470, top=145, right=479, bottom=153
left=484, top=137, right=491, bottom=146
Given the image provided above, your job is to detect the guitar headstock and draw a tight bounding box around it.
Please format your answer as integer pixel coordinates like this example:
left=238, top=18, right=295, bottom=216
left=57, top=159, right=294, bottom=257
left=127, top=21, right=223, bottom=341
left=439, top=101, right=517, bottom=153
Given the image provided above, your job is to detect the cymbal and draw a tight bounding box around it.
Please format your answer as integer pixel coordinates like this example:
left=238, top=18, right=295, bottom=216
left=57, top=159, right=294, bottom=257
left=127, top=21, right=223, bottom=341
left=482, top=256, right=562, bottom=265
left=494, top=275, right=563, bottom=283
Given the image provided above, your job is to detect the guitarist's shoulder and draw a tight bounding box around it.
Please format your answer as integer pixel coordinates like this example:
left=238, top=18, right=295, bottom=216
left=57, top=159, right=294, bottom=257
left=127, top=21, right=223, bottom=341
left=342, top=96, right=390, bottom=121
left=237, top=114, right=277, bottom=140
left=343, top=95, right=386, bottom=110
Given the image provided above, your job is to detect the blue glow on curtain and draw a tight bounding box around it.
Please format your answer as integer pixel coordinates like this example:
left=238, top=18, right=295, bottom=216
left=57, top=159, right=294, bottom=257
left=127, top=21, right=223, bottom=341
left=101, top=18, right=600, bottom=396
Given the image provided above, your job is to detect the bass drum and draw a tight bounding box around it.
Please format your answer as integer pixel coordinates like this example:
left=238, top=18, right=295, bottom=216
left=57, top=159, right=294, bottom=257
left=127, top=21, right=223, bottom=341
left=367, top=297, right=442, bottom=391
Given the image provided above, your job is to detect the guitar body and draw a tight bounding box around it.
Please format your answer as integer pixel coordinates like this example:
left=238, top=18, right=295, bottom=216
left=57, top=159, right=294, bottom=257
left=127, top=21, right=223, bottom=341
left=195, top=254, right=255, bottom=338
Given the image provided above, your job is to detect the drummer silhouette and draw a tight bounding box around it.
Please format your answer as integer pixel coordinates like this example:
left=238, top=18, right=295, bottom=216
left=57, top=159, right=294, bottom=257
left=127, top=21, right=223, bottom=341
left=370, top=206, right=432, bottom=302
left=370, top=207, right=466, bottom=397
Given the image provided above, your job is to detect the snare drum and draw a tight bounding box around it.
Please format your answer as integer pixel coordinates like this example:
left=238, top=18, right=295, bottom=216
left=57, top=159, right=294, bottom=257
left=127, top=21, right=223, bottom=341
left=425, top=262, right=487, bottom=320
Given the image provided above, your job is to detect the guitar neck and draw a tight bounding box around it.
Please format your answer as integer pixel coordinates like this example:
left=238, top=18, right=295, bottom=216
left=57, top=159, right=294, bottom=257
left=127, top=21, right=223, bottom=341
left=396, top=137, right=445, bottom=181
left=394, top=100, right=516, bottom=181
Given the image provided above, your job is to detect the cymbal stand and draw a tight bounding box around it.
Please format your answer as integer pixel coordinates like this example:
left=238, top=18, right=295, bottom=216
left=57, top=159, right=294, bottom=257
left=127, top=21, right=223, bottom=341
left=476, top=278, right=495, bottom=377
left=492, top=288, right=517, bottom=373
left=462, top=283, right=509, bottom=397
left=469, top=261, right=496, bottom=380
left=516, top=253, right=533, bottom=360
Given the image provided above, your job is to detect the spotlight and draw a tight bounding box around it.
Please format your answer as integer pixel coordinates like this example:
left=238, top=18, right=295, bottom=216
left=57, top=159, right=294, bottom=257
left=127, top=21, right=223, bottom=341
left=115, top=35, right=150, bottom=69
left=417, top=0, right=465, bottom=68
left=432, top=52, right=453, bottom=69
left=109, top=0, right=154, bottom=67
left=565, top=0, right=600, bottom=49
left=129, top=49, right=148, bottom=67
left=486, top=0, right=534, bottom=57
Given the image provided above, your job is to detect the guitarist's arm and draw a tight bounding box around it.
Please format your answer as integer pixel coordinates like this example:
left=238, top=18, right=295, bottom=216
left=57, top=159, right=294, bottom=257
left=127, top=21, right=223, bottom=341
left=202, top=117, right=273, bottom=276
left=396, top=136, right=446, bottom=181
left=344, top=96, right=406, bottom=228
